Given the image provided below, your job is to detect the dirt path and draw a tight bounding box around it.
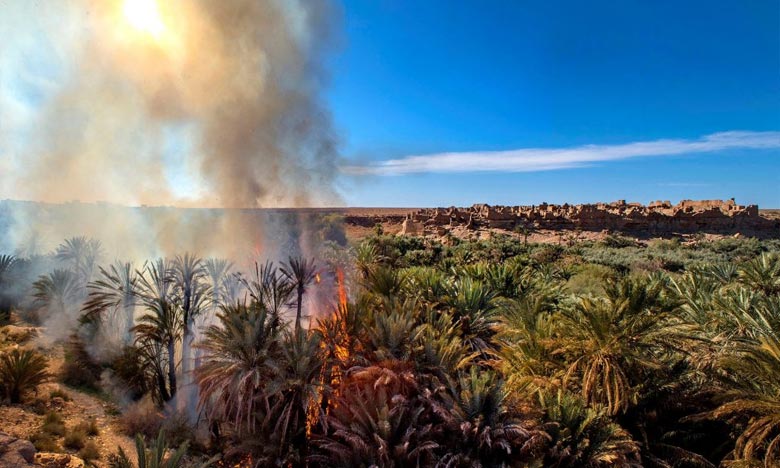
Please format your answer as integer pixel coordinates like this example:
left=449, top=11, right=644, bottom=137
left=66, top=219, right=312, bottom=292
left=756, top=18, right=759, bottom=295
left=0, top=334, right=135, bottom=467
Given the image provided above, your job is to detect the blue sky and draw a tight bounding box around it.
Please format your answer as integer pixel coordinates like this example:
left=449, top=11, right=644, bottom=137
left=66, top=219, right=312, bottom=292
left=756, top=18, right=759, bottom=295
left=328, top=1, right=780, bottom=207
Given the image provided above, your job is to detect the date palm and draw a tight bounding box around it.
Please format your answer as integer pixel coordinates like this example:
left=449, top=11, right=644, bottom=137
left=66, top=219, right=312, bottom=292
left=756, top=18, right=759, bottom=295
left=54, top=236, right=102, bottom=285
left=133, top=259, right=180, bottom=402
left=172, top=254, right=209, bottom=417
left=355, top=241, right=383, bottom=279
left=560, top=277, right=690, bottom=416
left=446, top=277, right=501, bottom=356
left=196, top=302, right=283, bottom=434
left=32, top=269, right=80, bottom=321
left=496, top=291, right=564, bottom=395
left=738, top=253, right=780, bottom=296
left=363, top=266, right=408, bottom=303
left=204, top=258, right=233, bottom=311
left=133, top=296, right=182, bottom=403
left=538, top=390, right=641, bottom=468
left=0, top=254, right=17, bottom=281
left=310, top=362, right=441, bottom=468
left=709, top=295, right=780, bottom=466
left=0, top=254, right=18, bottom=324
left=0, top=348, right=49, bottom=404
left=266, top=330, right=326, bottom=466
left=404, top=266, right=449, bottom=306
left=441, top=368, right=543, bottom=467
left=280, top=256, right=318, bottom=334
left=81, top=261, right=138, bottom=342
left=242, top=261, right=294, bottom=329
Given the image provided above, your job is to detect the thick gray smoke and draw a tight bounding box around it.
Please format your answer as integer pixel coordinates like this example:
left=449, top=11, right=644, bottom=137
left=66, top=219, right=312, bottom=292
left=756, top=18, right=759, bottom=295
left=0, top=0, right=343, bottom=257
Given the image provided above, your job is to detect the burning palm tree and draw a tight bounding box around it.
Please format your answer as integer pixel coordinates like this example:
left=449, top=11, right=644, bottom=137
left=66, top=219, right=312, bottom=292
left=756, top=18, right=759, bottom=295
left=280, top=256, right=318, bottom=334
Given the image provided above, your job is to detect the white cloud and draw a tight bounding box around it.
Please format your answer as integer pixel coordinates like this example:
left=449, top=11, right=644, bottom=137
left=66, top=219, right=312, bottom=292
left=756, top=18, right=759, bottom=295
left=342, top=131, right=780, bottom=176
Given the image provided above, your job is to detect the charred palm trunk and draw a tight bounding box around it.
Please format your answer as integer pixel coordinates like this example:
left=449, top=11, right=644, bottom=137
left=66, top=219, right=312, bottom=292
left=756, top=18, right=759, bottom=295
left=123, top=295, right=135, bottom=344
left=156, top=366, right=171, bottom=402
left=295, top=284, right=304, bottom=334
left=292, top=393, right=308, bottom=468
left=167, top=338, right=177, bottom=399
left=182, top=289, right=192, bottom=381
left=10, top=387, right=21, bottom=404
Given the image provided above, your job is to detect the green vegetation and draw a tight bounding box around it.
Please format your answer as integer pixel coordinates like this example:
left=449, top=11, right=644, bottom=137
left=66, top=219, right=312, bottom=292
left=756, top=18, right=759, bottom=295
left=3, top=232, right=780, bottom=466
left=0, top=348, right=49, bottom=403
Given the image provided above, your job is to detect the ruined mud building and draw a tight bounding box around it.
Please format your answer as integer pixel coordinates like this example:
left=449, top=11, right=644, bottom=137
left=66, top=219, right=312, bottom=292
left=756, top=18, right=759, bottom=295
left=398, top=199, right=778, bottom=237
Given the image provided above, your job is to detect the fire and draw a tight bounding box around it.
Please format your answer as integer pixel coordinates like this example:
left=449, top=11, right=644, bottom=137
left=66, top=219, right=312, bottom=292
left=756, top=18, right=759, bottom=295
left=334, top=267, right=349, bottom=363
left=122, top=0, right=166, bottom=40
left=336, top=268, right=347, bottom=311
left=315, top=273, right=321, bottom=284
left=308, top=266, right=351, bottom=435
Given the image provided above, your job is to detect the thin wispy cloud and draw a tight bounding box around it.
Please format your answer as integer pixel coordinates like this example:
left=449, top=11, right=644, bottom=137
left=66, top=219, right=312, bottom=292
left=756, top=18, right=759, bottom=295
left=657, top=182, right=712, bottom=188
left=343, top=131, right=780, bottom=176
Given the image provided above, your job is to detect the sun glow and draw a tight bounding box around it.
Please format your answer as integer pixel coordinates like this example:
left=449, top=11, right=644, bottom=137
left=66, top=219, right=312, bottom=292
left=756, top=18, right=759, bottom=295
left=122, top=0, right=166, bottom=39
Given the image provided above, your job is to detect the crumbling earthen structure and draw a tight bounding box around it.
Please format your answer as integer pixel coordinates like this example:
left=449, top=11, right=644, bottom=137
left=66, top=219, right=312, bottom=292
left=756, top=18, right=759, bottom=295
left=397, top=199, right=778, bottom=236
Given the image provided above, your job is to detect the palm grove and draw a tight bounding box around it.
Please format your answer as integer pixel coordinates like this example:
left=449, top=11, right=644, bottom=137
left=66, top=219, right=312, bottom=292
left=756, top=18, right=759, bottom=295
left=1, top=231, right=780, bottom=467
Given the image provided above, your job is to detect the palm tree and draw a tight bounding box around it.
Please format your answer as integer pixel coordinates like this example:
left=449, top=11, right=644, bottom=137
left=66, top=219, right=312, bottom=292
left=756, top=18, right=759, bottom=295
left=404, top=266, right=449, bottom=306
left=270, top=330, right=326, bottom=466
left=32, top=269, right=80, bottom=322
left=196, top=302, right=282, bottom=434
left=0, top=254, right=18, bottom=324
left=441, top=368, right=543, bottom=467
left=0, top=348, right=49, bottom=403
left=445, top=277, right=502, bottom=356
left=133, top=296, right=182, bottom=403
left=242, top=261, right=294, bottom=328
left=204, top=258, right=233, bottom=311
left=280, top=256, right=318, bottom=334
left=414, top=310, right=475, bottom=386
left=496, top=291, right=564, bottom=395
left=54, top=236, right=102, bottom=285
left=81, top=261, right=138, bottom=342
left=708, top=294, right=780, bottom=466
left=538, top=390, right=641, bottom=468
left=133, top=259, right=180, bottom=402
left=172, top=254, right=209, bottom=416
left=362, top=266, right=408, bottom=304
left=738, top=253, right=780, bottom=296
left=355, top=241, right=383, bottom=280
left=310, top=362, right=441, bottom=467
left=363, top=298, right=420, bottom=362
left=559, top=277, right=690, bottom=416
left=110, top=431, right=214, bottom=468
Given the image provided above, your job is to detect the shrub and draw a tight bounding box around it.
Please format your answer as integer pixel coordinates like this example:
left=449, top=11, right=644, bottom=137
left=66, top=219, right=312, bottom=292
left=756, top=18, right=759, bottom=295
left=108, top=346, right=149, bottom=401
left=648, top=237, right=681, bottom=251
left=532, top=244, right=565, bottom=265
left=29, top=430, right=60, bottom=452
left=61, top=335, right=102, bottom=391
left=0, top=348, right=49, bottom=403
left=120, top=398, right=163, bottom=440
left=566, top=264, right=615, bottom=295
left=49, top=388, right=72, bottom=402
left=79, top=441, right=100, bottom=463
left=75, top=418, right=100, bottom=437
left=601, top=234, right=638, bottom=248
left=63, top=429, right=86, bottom=450
left=109, top=431, right=193, bottom=468
left=42, top=411, right=67, bottom=437
left=160, top=411, right=195, bottom=449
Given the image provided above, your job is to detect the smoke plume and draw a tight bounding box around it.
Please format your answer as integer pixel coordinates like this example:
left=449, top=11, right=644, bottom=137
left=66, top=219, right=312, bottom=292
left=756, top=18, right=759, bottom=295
left=0, top=0, right=342, bottom=257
